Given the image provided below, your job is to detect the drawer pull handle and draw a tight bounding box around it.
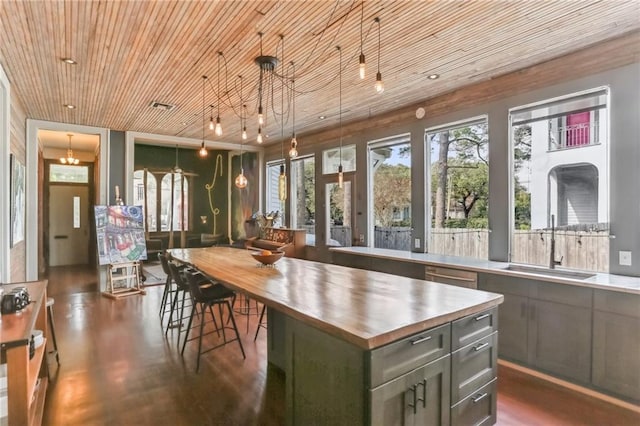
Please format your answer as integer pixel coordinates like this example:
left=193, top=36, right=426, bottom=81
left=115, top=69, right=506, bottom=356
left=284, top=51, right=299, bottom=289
left=426, top=272, right=476, bottom=282
left=474, top=313, right=490, bottom=321
left=410, top=335, right=432, bottom=345
left=472, top=392, right=488, bottom=403
left=417, top=379, right=427, bottom=408
left=473, top=342, right=489, bottom=352
left=407, top=385, right=417, bottom=414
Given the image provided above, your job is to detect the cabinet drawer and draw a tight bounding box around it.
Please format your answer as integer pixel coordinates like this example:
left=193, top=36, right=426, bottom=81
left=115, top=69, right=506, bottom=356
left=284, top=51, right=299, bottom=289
left=451, top=332, right=498, bottom=403
left=594, top=290, right=640, bottom=318
left=369, top=323, right=451, bottom=388
left=452, top=308, right=497, bottom=351
left=451, top=379, right=497, bottom=426
left=426, top=266, right=478, bottom=289
left=530, top=281, right=592, bottom=308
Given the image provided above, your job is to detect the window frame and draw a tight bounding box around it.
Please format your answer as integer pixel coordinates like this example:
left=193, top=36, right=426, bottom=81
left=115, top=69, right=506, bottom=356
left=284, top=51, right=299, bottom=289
left=508, top=87, right=610, bottom=271
left=366, top=133, right=412, bottom=251
left=425, top=115, right=489, bottom=259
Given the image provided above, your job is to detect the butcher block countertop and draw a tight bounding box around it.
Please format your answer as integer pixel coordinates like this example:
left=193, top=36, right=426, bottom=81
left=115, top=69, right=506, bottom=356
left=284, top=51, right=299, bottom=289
left=168, top=247, right=503, bottom=350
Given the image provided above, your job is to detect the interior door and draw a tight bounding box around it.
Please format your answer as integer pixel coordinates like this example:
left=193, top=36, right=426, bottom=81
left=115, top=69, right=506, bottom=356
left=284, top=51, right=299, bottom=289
left=49, top=185, right=90, bottom=266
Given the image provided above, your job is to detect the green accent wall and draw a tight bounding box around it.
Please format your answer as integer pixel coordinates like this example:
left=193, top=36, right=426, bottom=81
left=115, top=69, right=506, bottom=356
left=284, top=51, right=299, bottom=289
left=134, top=144, right=230, bottom=241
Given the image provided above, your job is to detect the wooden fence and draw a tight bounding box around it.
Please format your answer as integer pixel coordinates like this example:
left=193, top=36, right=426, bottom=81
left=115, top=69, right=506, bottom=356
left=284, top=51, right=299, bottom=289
left=302, top=225, right=609, bottom=272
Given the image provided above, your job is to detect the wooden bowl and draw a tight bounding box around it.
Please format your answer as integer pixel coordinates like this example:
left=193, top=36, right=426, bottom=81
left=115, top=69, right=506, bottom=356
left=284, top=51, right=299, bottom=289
left=251, top=250, right=285, bottom=265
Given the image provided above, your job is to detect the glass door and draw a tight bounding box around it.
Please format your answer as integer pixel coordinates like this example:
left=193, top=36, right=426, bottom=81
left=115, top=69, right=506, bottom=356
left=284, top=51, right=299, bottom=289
left=325, top=179, right=353, bottom=247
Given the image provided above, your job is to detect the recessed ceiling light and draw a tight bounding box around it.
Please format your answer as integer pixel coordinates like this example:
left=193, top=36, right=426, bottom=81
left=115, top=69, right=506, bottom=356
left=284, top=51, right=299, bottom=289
left=318, top=115, right=326, bottom=120
left=427, top=74, right=439, bottom=80
left=64, top=104, right=76, bottom=109
left=62, top=58, right=77, bottom=65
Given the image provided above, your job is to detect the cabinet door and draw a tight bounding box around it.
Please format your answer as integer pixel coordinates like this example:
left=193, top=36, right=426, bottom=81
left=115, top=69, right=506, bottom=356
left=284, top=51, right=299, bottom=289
left=592, top=311, right=640, bottom=400
left=496, top=293, right=528, bottom=363
left=528, top=299, right=592, bottom=383
left=370, top=356, right=451, bottom=426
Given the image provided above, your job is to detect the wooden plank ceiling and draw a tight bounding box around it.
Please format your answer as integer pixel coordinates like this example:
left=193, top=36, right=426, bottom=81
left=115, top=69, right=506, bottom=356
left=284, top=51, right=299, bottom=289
left=0, top=0, right=638, bottom=150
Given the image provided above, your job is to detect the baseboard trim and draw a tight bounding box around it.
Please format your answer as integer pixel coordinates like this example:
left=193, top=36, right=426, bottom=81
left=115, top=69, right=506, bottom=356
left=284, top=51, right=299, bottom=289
left=498, top=360, right=640, bottom=413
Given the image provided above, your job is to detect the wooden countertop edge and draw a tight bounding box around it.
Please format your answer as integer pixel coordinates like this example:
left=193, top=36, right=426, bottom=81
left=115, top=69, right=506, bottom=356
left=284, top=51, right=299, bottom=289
left=209, top=273, right=503, bottom=350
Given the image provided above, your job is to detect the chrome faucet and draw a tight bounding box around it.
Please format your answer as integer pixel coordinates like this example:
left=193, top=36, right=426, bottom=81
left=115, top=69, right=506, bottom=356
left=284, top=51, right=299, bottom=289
left=549, top=214, right=563, bottom=269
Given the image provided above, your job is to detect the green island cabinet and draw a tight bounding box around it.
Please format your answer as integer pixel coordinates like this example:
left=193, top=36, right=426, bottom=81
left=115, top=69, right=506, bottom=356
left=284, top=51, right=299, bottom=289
left=269, top=306, right=499, bottom=425
left=479, top=273, right=640, bottom=402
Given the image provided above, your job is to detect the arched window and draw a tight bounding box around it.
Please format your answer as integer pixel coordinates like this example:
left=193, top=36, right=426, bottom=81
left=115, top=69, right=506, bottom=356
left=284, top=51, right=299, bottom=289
left=160, top=173, right=189, bottom=231
left=132, top=170, right=158, bottom=232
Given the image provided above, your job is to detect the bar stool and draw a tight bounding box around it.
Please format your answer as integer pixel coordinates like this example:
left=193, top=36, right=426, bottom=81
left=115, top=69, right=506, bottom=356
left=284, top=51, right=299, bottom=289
left=158, top=252, right=182, bottom=324
left=254, top=303, right=267, bottom=341
left=46, top=297, right=60, bottom=364
left=233, top=294, right=261, bottom=333
left=181, top=269, right=245, bottom=372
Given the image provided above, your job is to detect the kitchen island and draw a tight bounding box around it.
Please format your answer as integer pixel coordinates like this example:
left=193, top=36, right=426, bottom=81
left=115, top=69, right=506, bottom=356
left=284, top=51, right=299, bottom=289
left=169, top=247, right=504, bottom=425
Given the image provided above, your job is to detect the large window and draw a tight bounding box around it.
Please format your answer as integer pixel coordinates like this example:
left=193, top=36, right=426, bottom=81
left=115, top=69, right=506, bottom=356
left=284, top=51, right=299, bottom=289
left=160, top=173, right=189, bottom=231
left=427, top=117, right=489, bottom=259
left=510, top=88, right=609, bottom=272
left=291, top=156, right=315, bottom=242
left=322, top=144, right=356, bottom=175
left=132, top=170, right=158, bottom=231
left=265, top=160, right=285, bottom=224
left=368, top=134, right=411, bottom=251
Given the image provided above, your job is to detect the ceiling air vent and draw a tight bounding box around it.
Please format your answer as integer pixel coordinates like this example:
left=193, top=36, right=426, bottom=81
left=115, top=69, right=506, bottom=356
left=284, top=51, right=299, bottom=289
left=149, top=101, right=176, bottom=111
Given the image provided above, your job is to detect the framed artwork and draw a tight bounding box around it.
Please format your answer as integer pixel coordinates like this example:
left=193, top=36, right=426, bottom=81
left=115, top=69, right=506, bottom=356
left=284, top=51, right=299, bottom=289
left=94, top=205, right=148, bottom=265
left=10, top=154, right=25, bottom=248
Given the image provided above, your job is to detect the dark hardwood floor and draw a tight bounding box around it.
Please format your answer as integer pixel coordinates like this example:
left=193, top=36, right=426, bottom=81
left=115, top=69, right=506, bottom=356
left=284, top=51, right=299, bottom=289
left=40, top=264, right=639, bottom=425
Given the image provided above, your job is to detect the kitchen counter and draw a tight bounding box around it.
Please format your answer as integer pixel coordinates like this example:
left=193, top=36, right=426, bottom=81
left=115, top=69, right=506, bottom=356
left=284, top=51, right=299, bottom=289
left=168, top=247, right=504, bottom=424
left=168, top=247, right=503, bottom=349
left=331, top=246, right=640, bottom=294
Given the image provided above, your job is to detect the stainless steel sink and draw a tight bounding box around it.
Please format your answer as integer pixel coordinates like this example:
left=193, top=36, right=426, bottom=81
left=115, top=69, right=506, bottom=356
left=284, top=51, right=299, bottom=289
left=503, top=264, right=596, bottom=280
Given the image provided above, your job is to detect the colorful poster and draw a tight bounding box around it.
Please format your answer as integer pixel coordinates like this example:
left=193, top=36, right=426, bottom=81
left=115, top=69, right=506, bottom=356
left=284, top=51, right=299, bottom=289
left=94, top=205, right=148, bottom=265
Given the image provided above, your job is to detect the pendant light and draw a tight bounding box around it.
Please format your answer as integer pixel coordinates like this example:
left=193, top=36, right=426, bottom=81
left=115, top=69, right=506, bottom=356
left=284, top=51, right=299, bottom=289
left=256, top=127, right=263, bottom=144
left=214, top=52, right=223, bottom=137
left=236, top=75, right=247, bottom=189
left=279, top=39, right=287, bottom=201
left=358, top=2, right=366, bottom=80
left=337, top=46, right=343, bottom=189
left=208, top=105, right=214, bottom=130
left=240, top=76, right=248, bottom=141
left=198, top=76, right=208, bottom=157
left=235, top=144, right=247, bottom=189
left=289, top=62, right=298, bottom=158
left=374, top=17, right=384, bottom=94
left=60, top=133, right=80, bottom=165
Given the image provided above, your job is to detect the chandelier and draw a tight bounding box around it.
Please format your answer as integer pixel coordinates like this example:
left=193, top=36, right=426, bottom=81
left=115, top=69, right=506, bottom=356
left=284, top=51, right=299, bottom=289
left=195, top=10, right=385, bottom=172
left=60, top=133, right=79, bottom=165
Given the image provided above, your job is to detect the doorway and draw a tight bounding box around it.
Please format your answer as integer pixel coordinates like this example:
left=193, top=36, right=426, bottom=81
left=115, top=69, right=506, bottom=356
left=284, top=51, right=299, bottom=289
left=45, top=162, right=95, bottom=268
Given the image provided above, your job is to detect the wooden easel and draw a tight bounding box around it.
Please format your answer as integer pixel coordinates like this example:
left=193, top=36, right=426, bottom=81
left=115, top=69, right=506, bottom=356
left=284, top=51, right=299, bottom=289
left=102, top=261, right=146, bottom=299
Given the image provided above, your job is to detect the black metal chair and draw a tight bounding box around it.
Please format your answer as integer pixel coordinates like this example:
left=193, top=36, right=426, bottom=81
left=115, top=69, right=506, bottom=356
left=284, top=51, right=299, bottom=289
left=165, top=261, right=213, bottom=344
left=158, top=252, right=179, bottom=324
left=181, top=269, right=245, bottom=372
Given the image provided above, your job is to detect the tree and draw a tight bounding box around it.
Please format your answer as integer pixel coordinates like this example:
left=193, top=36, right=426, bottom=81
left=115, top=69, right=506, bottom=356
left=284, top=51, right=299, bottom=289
left=373, top=164, right=411, bottom=227
left=430, top=124, right=488, bottom=227
left=449, top=160, right=488, bottom=219
left=293, top=159, right=315, bottom=225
